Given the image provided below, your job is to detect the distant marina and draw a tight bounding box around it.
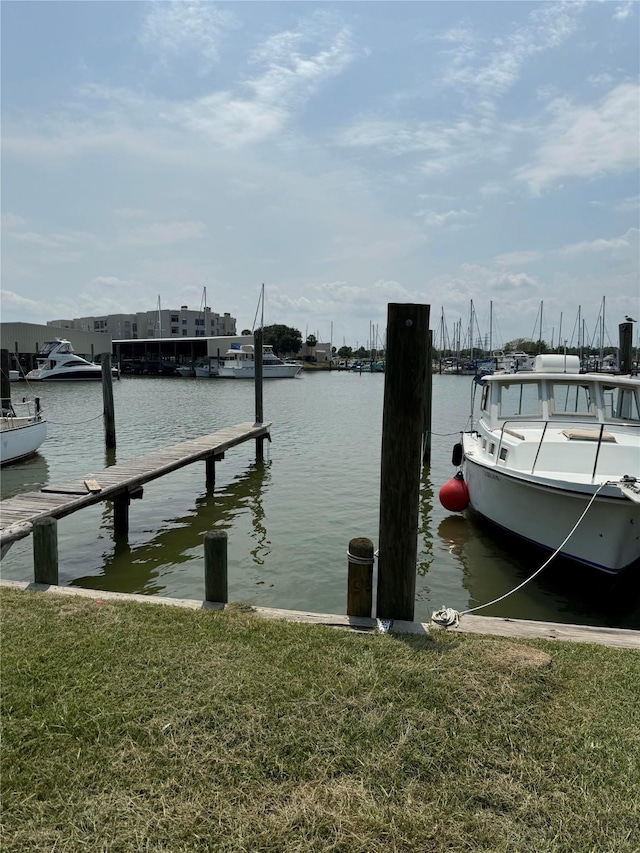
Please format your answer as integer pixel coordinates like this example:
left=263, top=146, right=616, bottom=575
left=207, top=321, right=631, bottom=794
left=1, top=370, right=638, bottom=629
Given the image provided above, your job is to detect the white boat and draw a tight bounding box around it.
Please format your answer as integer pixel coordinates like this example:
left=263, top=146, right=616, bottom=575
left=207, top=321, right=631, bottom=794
left=218, top=343, right=301, bottom=378
left=444, top=354, right=640, bottom=574
left=1, top=398, right=47, bottom=465
left=26, top=339, right=107, bottom=381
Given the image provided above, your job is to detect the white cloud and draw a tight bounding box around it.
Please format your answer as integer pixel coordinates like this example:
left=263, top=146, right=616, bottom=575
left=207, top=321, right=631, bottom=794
left=1, top=289, right=41, bottom=313
left=1, top=213, right=26, bottom=229
left=613, top=2, right=634, bottom=21
left=516, top=84, right=640, bottom=194
left=140, top=0, right=236, bottom=71
left=416, top=208, right=474, bottom=229
left=496, top=250, right=543, bottom=266
left=119, top=221, right=206, bottom=246
left=559, top=228, right=639, bottom=255
left=439, top=2, right=584, bottom=101
left=113, top=208, right=148, bottom=220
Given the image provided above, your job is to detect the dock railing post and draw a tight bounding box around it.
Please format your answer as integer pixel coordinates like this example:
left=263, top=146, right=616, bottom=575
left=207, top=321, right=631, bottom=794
left=33, top=516, right=59, bottom=585
left=376, top=302, right=430, bottom=622
left=254, top=327, right=264, bottom=461
left=101, top=354, right=116, bottom=449
left=204, top=530, right=228, bottom=603
left=347, top=537, right=374, bottom=617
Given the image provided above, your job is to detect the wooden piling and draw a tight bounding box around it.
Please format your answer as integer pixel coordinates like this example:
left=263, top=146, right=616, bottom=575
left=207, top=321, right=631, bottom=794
left=101, top=354, right=116, bottom=449
left=347, top=537, right=374, bottom=618
left=204, top=530, right=228, bottom=603
left=254, top=327, right=264, bottom=461
left=33, top=517, right=59, bottom=585
left=113, top=493, right=130, bottom=535
left=1, top=349, right=11, bottom=411
left=376, top=303, right=430, bottom=622
left=422, top=330, right=433, bottom=466
left=619, top=322, right=633, bottom=374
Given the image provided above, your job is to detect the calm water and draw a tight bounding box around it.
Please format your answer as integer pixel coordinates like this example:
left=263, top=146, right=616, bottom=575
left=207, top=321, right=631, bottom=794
left=2, top=372, right=639, bottom=628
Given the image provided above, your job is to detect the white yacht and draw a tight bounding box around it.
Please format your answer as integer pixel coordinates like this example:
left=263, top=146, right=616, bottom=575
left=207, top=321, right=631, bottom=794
left=26, top=339, right=105, bottom=381
left=218, top=344, right=301, bottom=379
left=443, top=355, right=640, bottom=574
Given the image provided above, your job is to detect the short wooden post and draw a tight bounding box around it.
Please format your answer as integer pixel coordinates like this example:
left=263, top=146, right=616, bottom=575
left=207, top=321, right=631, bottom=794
left=204, top=530, right=228, bottom=603
left=113, top=493, right=130, bottom=535
left=347, top=537, right=374, bottom=617
left=33, top=517, right=59, bottom=585
left=619, top=322, right=633, bottom=375
left=254, top=327, right=264, bottom=461
left=376, top=302, right=430, bottom=622
left=206, top=455, right=216, bottom=489
left=101, top=354, right=116, bottom=449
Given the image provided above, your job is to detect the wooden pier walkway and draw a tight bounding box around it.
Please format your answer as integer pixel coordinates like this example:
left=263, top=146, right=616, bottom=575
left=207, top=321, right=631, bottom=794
left=0, top=421, right=270, bottom=550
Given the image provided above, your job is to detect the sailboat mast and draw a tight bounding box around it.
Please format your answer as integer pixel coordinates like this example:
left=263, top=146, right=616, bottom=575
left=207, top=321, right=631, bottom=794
left=600, top=295, right=605, bottom=362
left=488, top=300, right=493, bottom=355
left=539, top=300, right=543, bottom=352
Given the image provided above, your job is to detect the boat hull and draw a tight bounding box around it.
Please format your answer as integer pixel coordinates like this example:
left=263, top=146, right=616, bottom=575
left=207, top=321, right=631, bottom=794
left=462, top=456, right=640, bottom=573
left=1, top=419, right=48, bottom=465
left=27, top=369, right=103, bottom=381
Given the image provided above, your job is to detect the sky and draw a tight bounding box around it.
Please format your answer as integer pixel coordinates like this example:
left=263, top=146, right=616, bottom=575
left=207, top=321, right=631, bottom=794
left=1, top=0, right=639, bottom=350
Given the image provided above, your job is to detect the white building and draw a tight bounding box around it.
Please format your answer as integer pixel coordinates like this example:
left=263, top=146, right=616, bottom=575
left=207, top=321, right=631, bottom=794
left=49, top=305, right=236, bottom=339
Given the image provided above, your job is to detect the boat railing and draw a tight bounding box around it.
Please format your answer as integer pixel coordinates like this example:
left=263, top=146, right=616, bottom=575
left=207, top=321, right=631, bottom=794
left=1, top=397, right=43, bottom=422
left=497, top=418, right=638, bottom=482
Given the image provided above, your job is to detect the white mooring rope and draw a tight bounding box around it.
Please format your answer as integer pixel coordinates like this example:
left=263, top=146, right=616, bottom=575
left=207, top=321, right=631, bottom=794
left=431, top=481, right=610, bottom=628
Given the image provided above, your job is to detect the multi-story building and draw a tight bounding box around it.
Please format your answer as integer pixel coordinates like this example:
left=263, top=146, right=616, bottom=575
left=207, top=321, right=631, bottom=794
left=49, top=305, right=236, bottom=339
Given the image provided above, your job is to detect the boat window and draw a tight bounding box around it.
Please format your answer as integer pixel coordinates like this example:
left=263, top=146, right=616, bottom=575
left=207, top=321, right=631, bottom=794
left=498, top=383, right=541, bottom=418
left=499, top=448, right=508, bottom=461
left=549, top=382, right=594, bottom=417
left=480, top=384, right=490, bottom=412
left=482, top=438, right=487, bottom=450
left=489, top=442, right=495, bottom=455
left=604, top=387, right=640, bottom=422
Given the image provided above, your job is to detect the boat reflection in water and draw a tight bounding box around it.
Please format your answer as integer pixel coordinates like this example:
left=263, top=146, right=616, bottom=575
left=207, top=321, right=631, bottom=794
left=436, top=514, right=640, bottom=629
left=71, top=460, right=272, bottom=596
left=0, top=451, right=50, bottom=492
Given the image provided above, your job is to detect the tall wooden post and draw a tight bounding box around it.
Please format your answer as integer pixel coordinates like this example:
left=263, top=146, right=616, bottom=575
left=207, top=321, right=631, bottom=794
left=204, top=530, right=228, bottom=603
left=376, top=303, right=430, bottom=621
left=347, top=537, right=374, bottom=617
left=33, top=517, right=59, bottom=585
left=619, top=322, right=633, bottom=375
left=254, top=328, right=264, bottom=461
left=422, top=331, right=433, bottom=466
left=0, top=349, right=11, bottom=412
left=101, top=354, right=116, bottom=449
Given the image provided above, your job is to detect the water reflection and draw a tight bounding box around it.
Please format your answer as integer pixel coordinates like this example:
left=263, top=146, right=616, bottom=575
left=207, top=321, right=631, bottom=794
left=0, top=452, right=50, bottom=496
left=71, top=460, right=271, bottom=595
left=417, top=468, right=434, bottom=578
left=436, top=513, right=640, bottom=629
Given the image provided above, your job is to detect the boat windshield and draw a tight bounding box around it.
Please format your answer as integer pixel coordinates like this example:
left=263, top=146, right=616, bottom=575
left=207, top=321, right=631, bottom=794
left=603, top=386, right=640, bottom=421
left=548, top=382, right=594, bottom=417
left=498, top=382, right=541, bottom=418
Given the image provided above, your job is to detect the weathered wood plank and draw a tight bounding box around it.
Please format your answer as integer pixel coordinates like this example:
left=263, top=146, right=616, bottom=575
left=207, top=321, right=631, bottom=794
left=0, top=422, right=271, bottom=543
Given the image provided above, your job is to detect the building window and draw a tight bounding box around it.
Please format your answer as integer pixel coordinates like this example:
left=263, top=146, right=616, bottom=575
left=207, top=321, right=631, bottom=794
left=171, top=315, right=179, bottom=323
left=171, top=327, right=178, bottom=335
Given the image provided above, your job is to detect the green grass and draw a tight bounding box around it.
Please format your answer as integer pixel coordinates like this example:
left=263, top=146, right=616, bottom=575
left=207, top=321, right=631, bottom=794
left=1, top=587, right=639, bottom=852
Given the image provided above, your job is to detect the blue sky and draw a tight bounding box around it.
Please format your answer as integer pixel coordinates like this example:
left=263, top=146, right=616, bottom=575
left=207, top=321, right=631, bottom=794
left=2, top=1, right=638, bottom=349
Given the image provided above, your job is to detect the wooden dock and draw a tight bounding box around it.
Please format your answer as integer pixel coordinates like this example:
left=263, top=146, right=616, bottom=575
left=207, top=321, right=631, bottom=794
left=0, top=421, right=270, bottom=550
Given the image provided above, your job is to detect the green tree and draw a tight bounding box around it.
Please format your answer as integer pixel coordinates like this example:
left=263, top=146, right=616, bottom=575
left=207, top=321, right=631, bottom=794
left=338, top=346, right=353, bottom=360
left=306, top=334, right=317, bottom=348
left=262, top=324, right=303, bottom=356
left=241, top=329, right=252, bottom=336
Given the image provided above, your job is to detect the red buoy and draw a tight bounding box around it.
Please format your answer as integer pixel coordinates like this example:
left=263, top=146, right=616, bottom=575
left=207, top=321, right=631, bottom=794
left=439, top=472, right=469, bottom=512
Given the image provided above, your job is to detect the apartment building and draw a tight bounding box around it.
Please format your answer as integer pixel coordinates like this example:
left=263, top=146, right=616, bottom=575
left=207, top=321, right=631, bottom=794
left=49, top=305, right=236, bottom=339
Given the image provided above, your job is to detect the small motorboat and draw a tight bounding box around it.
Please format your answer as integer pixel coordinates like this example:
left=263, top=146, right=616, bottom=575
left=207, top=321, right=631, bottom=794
left=26, top=339, right=107, bottom=381
left=1, top=398, right=47, bottom=464
left=441, top=354, right=640, bottom=574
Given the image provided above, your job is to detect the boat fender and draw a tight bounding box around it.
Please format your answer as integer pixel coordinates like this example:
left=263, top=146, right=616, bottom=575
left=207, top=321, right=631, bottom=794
left=439, top=471, right=470, bottom=512
left=451, top=442, right=463, bottom=467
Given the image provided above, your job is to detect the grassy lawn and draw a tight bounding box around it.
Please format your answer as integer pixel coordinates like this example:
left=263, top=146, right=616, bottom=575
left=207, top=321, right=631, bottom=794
left=1, top=587, right=639, bottom=852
